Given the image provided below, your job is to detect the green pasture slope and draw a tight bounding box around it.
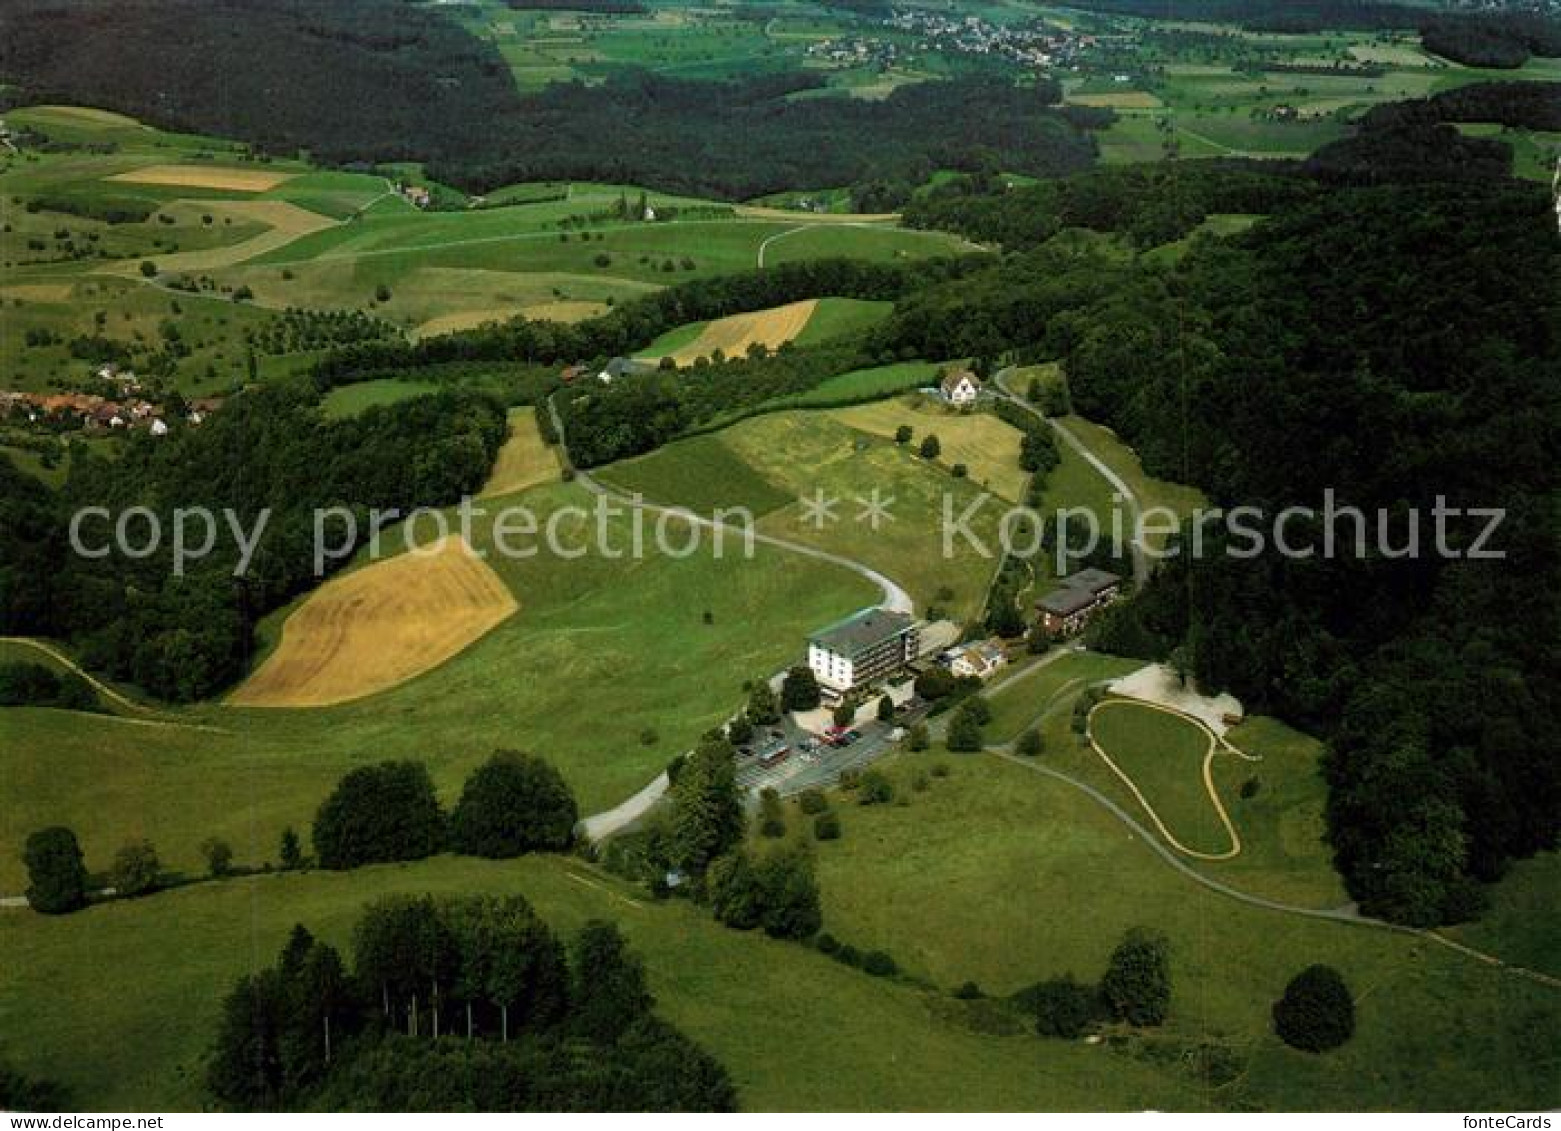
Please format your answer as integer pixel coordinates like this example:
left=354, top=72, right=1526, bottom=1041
left=0, top=480, right=879, bottom=893
left=802, top=750, right=1560, bottom=1110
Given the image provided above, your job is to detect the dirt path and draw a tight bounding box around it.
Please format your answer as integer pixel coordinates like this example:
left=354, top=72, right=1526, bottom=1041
left=990, top=749, right=1561, bottom=991
left=1, top=636, right=232, bottom=733
left=992, top=370, right=1150, bottom=585
left=1085, top=697, right=1251, bottom=862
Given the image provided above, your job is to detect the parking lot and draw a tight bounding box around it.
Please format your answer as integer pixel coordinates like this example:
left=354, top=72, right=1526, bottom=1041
left=734, top=698, right=930, bottom=797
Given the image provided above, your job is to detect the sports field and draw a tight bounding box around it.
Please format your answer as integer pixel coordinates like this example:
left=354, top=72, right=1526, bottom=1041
left=230, top=535, right=518, bottom=708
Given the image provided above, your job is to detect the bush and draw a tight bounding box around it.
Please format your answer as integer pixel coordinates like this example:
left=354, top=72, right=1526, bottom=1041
left=815, top=931, right=841, bottom=956
left=110, top=839, right=160, bottom=898
left=861, top=950, right=898, bottom=977
left=1241, top=776, right=1262, bottom=799
left=930, top=761, right=950, bottom=778
left=139, top=260, right=157, bottom=278
left=908, top=723, right=931, bottom=751
left=279, top=826, right=303, bottom=870
left=780, top=665, right=822, bottom=711
left=954, top=980, right=983, bottom=1000
left=1017, top=729, right=1044, bottom=758
left=798, top=788, right=828, bottom=815
left=1021, top=975, right=1104, bottom=1039
left=708, top=849, right=822, bottom=940
left=200, top=837, right=235, bottom=878
left=450, top=750, right=579, bottom=858
left=0, top=663, right=97, bottom=710
left=22, top=827, right=88, bottom=914
left=1101, top=927, right=1171, bottom=1027
left=313, top=761, right=444, bottom=870
left=813, top=811, right=842, bottom=841
left=1273, top=964, right=1355, bottom=1053
left=919, top=434, right=941, bottom=460
left=857, top=770, right=894, bottom=806
left=946, top=705, right=985, bottom=752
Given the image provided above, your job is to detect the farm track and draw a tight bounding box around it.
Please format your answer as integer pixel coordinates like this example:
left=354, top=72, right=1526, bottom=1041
left=989, top=748, right=1561, bottom=992
left=0, top=636, right=229, bottom=732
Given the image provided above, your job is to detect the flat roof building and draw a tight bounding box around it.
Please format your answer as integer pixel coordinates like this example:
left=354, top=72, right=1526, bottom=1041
left=807, top=609, right=920, bottom=694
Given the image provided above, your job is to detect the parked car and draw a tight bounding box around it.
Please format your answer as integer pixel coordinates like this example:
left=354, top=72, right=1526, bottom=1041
left=759, top=746, right=791, bottom=768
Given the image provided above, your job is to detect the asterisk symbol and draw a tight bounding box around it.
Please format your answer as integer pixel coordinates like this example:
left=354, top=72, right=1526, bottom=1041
left=798, top=489, right=840, bottom=530
left=856, top=488, right=896, bottom=530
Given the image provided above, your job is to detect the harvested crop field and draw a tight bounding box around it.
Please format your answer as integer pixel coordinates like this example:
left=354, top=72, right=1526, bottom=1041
left=830, top=396, right=1030, bottom=501
left=480, top=407, right=561, bottom=499
left=653, top=299, right=817, bottom=365
left=0, top=283, right=73, bottom=303
left=1070, top=90, right=1164, bottom=109
left=229, top=536, right=517, bottom=707
left=108, top=163, right=296, bottom=191
left=104, top=201, right=335, bottom=275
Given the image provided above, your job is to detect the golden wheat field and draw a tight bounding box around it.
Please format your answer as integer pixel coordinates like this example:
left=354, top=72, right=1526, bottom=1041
left=108, top=163, right=296, bottom=191
left=229, top=536, right=518, bottom=708
left=662, top=299, right=818, bottom=365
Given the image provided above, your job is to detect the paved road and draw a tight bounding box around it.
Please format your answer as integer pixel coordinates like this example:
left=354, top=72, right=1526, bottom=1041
left=992, top=369, right=1150, bottom=586
left=547, top=395, right=916, bottom=840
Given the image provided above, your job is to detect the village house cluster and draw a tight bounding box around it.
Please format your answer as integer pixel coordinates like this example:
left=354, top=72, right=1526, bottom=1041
left=0, top=366, right=221, bottom=436
left=880, top=10, right=1097, bottom=69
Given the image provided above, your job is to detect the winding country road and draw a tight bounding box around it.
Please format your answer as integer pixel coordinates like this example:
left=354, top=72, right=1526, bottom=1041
left=993, top=368, right=1150, bottom=586
left=547, top=394, right=912, bottom=839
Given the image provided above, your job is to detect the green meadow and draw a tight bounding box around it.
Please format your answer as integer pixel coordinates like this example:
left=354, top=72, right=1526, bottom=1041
left=0, top=481, right=879, bottom=892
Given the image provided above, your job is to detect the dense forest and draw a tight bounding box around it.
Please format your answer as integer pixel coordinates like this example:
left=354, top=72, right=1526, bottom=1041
left=1056, top=0, right=1424, bottom=32
left=902, top=161, right=1314, bottom=250
left=426, top=73, right=1102, bottom=200
left=0, top=0, right=519, bottom=162
left=1419, top=11, right=1561, bottom=68
left=0, top=0, right=1104, bottom=200
left=893, top=140, right=1559, bottom=926
left=0, top=387, right=507, bottom=700
left=1360, top=80, right=1561, bottom=132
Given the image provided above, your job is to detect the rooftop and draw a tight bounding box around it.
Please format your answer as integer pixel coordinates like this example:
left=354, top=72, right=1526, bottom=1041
left=810, top=608, right=917, bottom=658
left=1037, top=586, right=1100, bottom=617
left=1062, top=567, right=1122, bottom=595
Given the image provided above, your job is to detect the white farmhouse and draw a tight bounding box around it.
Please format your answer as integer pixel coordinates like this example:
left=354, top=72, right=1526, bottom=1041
left=940, top=368, right=982, bottom=406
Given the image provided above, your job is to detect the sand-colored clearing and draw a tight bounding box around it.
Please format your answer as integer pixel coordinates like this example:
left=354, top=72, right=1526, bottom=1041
left=480, top=408, right=562, bottom=499
left=229, top=536, right=517, bottom=708
left=108, top=164, right=295, bottom=192
left=830, top=396, right=1030, bottom=501
left=657, top=299, right=818, bottom=366
left=415, top=307, right=525, bottom=339
left=104, top=201, right=335, bottom=276
left=522, top=299, right=609, bottom=323
left=0, top=284, right=73, bottom=303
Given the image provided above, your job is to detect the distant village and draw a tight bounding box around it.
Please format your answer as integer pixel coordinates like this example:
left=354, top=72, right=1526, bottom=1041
left=807, top=10, right=1098, bottom=72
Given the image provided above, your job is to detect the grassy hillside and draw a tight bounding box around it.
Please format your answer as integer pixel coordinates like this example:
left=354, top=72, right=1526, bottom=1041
left=0, top=481, right=879, bottom=890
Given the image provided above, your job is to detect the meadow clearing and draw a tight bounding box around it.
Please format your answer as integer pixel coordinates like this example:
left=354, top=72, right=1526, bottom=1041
left=229, top=535, right=519, bottom=709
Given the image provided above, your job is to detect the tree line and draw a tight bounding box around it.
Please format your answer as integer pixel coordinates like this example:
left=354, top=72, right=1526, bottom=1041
left=207, top=902, right=735, bottom=1111
left=0, top=384, right=507, bottom=700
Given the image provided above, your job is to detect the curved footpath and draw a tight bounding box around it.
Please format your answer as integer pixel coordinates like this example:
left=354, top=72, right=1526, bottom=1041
left=0, top=635, right=229, bottom=733
left=992, top=369, right=1150, bottom=587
